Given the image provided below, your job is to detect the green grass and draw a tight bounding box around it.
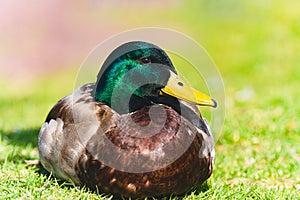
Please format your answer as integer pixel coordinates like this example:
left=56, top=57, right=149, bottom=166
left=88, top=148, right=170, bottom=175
left=1, top=1, right=300, bottom=199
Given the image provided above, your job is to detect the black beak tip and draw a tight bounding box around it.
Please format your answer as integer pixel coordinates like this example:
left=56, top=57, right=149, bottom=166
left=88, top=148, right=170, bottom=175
left=212, top=98, right=217, bottom=108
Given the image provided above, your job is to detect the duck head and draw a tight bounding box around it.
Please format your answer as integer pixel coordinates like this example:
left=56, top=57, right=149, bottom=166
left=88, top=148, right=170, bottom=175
left=93, top=41, right=217, bottom=114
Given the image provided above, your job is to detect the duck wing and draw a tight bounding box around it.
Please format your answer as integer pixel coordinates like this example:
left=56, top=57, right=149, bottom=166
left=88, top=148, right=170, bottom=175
left=39, top=83, right=118, bottom=184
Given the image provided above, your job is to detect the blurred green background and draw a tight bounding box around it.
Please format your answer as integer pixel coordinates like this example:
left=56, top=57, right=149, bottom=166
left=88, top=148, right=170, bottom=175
left=0, top=0, right=299, bottom=199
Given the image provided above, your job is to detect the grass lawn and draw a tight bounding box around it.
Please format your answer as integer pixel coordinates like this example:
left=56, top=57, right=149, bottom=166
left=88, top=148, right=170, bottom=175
left=1, top=1, right=300, bottom=199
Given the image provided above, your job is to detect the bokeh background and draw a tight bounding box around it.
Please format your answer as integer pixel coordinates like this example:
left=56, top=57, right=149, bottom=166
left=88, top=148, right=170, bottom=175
left=1, top=0, right=299, bottom=198
left=2, top=1, right=299, bottom=85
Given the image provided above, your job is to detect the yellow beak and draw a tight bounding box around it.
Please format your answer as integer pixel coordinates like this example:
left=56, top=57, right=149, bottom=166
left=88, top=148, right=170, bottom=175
left=161, top=71, right=217, bottom=108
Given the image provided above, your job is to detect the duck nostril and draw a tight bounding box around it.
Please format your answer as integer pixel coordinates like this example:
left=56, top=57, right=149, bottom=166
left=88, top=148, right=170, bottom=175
left=178, top=82, right=184, bottom=86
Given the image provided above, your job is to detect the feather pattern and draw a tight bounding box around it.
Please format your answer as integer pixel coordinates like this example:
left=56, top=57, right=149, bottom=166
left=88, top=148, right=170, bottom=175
left=39, top=83, right=215, bottom=198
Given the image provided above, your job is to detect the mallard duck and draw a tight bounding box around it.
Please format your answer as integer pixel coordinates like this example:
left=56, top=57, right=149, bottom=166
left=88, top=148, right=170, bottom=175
left=38, top=41, right=217, bottom=199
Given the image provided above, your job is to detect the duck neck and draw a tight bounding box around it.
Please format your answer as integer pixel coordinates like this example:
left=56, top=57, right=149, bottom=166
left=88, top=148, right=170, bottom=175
left=93, top=62, right=171, bottom=114
left=93, top=68, right=166, bottom=114
left=94, top=84, right=156, bottom=114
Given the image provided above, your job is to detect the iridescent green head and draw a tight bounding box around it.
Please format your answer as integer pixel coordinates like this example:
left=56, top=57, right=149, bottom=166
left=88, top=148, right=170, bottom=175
left=93, top=41, right=216, bottom=114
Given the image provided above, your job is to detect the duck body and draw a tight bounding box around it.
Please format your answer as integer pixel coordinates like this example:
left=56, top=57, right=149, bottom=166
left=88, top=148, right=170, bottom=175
left=38, top=41, right=216, bottom=198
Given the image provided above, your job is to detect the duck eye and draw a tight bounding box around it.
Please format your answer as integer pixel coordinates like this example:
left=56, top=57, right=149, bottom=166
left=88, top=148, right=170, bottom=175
left=140, top=57, right=151, bottom=64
